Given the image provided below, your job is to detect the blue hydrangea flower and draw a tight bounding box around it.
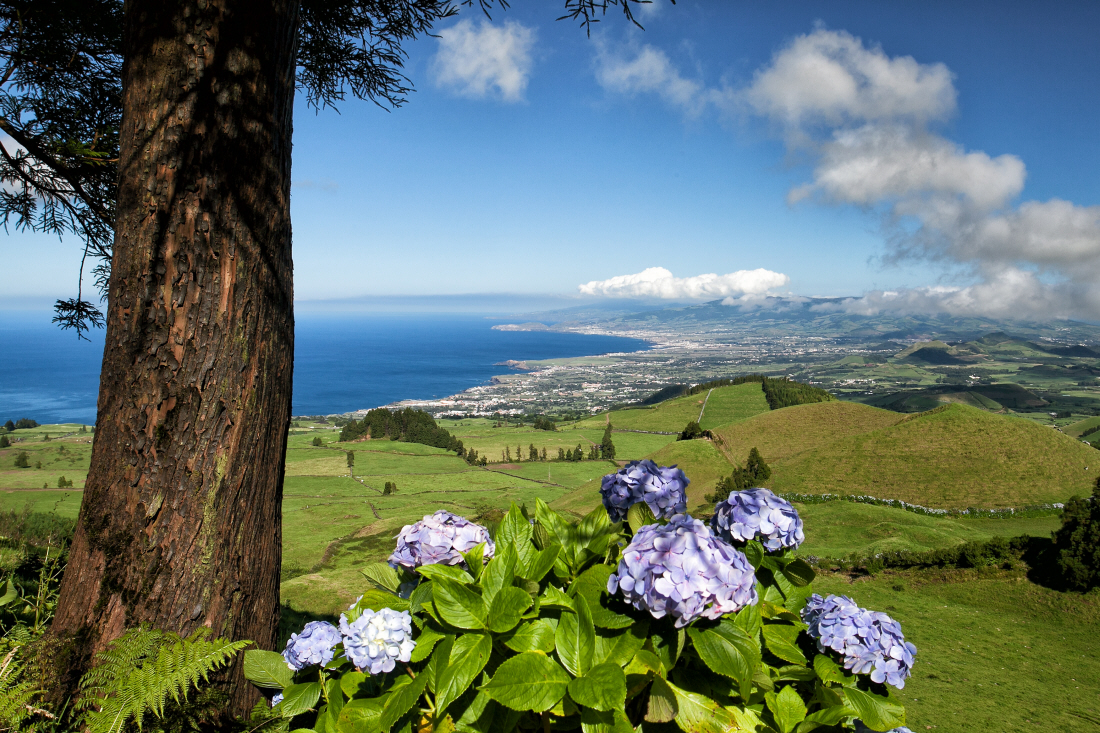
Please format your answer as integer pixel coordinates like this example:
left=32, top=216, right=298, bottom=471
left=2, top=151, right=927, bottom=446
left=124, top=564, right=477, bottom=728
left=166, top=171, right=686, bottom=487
left=281, top=620, right=342, bottom=671
left=339, top=607, right=416, bottom=675
left=607, top=514, right=758, bottom=627
left=600, top=460, right=689, bottom=522
left=388, top=510, right=495, bottom=570
left=711, top=488, right=805, bottom=551
left=802, top=594, right=917, bottom=689
left=270, top=693, right=283, bottom=707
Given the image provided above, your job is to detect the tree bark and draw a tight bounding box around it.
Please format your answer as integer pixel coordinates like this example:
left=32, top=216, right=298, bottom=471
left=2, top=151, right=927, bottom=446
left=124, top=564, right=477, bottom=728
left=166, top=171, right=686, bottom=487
left=49, top=0, right=299, bottom=714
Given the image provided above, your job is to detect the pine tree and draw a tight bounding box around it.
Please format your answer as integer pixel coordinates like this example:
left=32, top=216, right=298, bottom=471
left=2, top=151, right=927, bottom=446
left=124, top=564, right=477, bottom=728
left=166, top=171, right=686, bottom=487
left=346, top=451, right=355, bottom=469
left=601, top=423, right=616, bottom=460
left=529, top=444, right=538, bottom=461
left=14, top=452, right=29, bottom=468
left=0, top=435, right=8, bottom=448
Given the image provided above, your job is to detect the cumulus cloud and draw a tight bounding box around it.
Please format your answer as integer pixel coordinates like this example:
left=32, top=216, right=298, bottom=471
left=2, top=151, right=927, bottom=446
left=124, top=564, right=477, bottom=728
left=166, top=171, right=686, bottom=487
left=745, top=28, right=1100, bottom=319
left=594, top=42, right=711, bottom=114
left=744, top=28, right=956, bottom=129
left=578, top=266, right=788, bottom=299
left=433, top=20, right=535, bottom=102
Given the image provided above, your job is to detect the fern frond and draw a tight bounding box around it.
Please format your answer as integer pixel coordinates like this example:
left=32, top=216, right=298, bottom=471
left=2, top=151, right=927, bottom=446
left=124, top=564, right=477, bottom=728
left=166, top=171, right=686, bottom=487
left=0, top=648, right=44, bottom=733
left=81, top=627, right=250, bottom=733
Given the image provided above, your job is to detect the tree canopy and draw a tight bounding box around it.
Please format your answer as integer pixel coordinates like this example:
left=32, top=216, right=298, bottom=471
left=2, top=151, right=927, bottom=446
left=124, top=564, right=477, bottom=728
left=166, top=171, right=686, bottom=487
left=1, top=0, right=656, bottom=336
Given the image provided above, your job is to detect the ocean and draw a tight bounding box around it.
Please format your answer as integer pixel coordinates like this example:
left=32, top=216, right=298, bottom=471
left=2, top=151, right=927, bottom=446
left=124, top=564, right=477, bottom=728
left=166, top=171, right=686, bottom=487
left=0, top=311, right=649, bottom=424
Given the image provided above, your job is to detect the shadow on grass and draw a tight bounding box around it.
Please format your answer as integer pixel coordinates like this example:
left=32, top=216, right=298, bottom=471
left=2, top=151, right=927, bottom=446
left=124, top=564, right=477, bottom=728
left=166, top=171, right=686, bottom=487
left=278, top=601, right=338, bottom=646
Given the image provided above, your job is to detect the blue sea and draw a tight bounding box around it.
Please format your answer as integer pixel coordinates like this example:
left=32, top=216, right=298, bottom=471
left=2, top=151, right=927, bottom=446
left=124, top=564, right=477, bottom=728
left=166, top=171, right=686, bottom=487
left=0, top=311, right=649, bottom=424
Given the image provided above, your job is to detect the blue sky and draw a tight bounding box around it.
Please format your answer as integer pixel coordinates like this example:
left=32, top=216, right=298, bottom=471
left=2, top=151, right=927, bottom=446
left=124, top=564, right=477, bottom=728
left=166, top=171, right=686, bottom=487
left=3, top=0, right=1099, bottom=319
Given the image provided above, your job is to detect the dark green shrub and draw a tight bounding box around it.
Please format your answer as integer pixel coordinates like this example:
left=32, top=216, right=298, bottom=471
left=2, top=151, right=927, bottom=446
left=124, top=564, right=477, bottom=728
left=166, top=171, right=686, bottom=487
left=1053, top=480, right=1100, bottom=591
left=311, top=436, right=322, bottom=447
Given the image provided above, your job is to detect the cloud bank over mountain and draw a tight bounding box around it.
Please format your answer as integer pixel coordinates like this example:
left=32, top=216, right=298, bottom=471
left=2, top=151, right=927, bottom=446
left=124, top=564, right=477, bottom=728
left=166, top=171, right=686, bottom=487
left=578, top=267, right=788, bottom=299
left=595, top=27, right=1100, bottom=320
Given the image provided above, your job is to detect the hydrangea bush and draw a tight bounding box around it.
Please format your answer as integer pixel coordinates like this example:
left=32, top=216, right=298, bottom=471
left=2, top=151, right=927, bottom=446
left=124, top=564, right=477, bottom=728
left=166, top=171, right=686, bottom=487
left=247, top=471, right=913, bottom=733
left=600, top=459, right=688, bottom=522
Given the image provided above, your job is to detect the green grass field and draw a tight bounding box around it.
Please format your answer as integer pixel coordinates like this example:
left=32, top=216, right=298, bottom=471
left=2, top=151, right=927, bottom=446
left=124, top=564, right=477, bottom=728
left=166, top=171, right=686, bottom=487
left=715, top=402, right=1098, bottom=508
left=1066, top=415, right=1100, bottom=439
left=0, top=424, right=93, bottom=490
left=575, top=383, right=771, bottom=434
left=814, top=569, right=1100, bottom=732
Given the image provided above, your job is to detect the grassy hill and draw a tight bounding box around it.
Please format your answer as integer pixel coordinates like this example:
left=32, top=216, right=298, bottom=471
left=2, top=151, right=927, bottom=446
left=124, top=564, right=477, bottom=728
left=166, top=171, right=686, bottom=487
left=575, top=382, right=770, bottom=433
left=714, top=402, right=1098, bottom=508
left=1065, top=415, right=1100, bottom=439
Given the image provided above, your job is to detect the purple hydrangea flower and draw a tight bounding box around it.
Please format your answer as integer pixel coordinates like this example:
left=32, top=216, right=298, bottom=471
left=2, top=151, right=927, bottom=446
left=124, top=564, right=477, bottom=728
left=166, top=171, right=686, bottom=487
left=339, top=607, right=416, bottom=675
left=802, top=594, right=917, bottom=689
left=607, top=514, right=758, bottom=627
left=270, top=693, right=283, bottom=707
left=600, top=460, right=689, bottom=522
left=388, top=510, right=495, bottom=570
left=711, top=488, right=805, bottom=552
left=282, top=620, right=342, bottom=671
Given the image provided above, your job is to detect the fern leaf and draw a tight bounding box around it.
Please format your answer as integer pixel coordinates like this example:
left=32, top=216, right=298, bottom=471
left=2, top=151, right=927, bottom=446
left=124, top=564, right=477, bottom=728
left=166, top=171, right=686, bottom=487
left=81, top=627, right=251, bottom=733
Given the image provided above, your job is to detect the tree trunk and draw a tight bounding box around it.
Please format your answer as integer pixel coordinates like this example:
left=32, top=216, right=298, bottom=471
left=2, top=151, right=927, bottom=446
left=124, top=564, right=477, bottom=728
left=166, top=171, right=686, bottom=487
left=49, top=0, right=299, bottom=714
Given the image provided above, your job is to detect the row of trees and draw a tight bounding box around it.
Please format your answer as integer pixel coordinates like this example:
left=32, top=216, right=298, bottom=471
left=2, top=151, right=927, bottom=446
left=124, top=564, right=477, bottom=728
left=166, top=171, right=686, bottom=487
left=1, top=419, right=39, bottom=431
left=339, top=408, right=465, bottom=455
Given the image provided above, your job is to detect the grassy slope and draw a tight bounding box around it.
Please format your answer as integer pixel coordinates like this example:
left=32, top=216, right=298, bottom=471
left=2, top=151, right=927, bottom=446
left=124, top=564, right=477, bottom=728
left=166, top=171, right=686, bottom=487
left=716, top=402, right=1098, bottom=507
left=1065, top=415, right=1100, bottom=438
left=814, top=570, right=1100, bottom=732
left=0, top=425, right=93, bottom=490
left=576, top=383, right=770, bottom=434
left=796, top=502, right=1060, bottom=558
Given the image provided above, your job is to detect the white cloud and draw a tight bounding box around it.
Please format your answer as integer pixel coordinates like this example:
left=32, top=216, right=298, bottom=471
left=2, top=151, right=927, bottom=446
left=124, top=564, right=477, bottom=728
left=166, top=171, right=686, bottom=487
left=744, top=28, right=956, bottom=130
left=433, top=20, right=535, bottom=102
left=745, top=28, right=1100, bottom=319
left=578, top=266, right=788, bottom=299
left=594, top=43, right=710, bottom=115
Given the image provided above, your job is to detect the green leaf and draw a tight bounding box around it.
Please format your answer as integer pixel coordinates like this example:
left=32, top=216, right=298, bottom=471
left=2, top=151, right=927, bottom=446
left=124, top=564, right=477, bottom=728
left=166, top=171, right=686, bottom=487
left=812, top=654, right=848, bottom=686
left=408, top=581, right=434, bottom=615
left=762, top=624, right=808, bottom=665
left=417, top=564, right=474, bottom=585
left=433, top=579, right=487, bottom=630
left=360, top=562, right=402, bottom=593
left=502, top=619, right=556, bottom=654
left=556, top=594, right=596, bottom=677
left=435, top=632, right=492, bottom=718
left=522, top=545, right=560, bottom=583
left=279, top=681, right=323, bottom=718
left=349, top=589, right=410, bottom=620
left=645, top=676, right=677, bottom=723
left=580, top=708, right=634, bottom=733
left=327, top=678, right=345, bottom=718
left=243, top=650, right=292, bottom=689
left=593, top=623, right=647, bottom=668
left=461, top=542, right=487, bottom=580
left=796, top=705, right=850, bottom=733
left=454, top=687, right=496, bottom=733
left=626, top=649, right=665, bottom=679
left=733, top=602, right=762, bottom=640
left=626, top=501, right=656, bottom=534
left=0, top=578, right=17, bottom=607
left=427, top=636, right=454, bottom=695
left=743, top=541, right=764, bottom=570
left=479, top=543, right=516, bottom=604
left=577, top=505, right=611, bottom=545
left=379, top=673, right=427, bottom=732
left=841, top=688, right=906, bottom=733
left=540, top=584, right=575, bottom=611
left=480, top=652, right=571, bottom=712
left=662, top=679, right=756, bottom=733
left=498, top=503, right=534, bottom=547
left=487, top=586, right=533, bottom=633
left=340, top=671, right=368, bottom=699
left=410, top=626, right=445, bottom=664
left=567, top=662, right=627, bottom=712
left=687, top=622, right=759, bottom=699
left=337, top=697, right=384, bottom=733
left=648, top=625, right=685, bottom=672
left=780, top=558, right=816, bottom=587
left=766, top=686, right=807, bottom=733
